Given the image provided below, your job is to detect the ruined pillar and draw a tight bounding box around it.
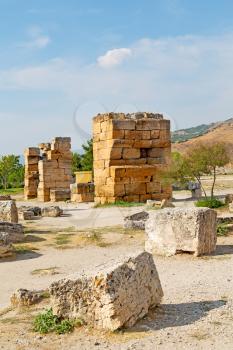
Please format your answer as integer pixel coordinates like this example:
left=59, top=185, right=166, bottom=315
left=93, top=112, right=172, bottom=204
left=24, top=147, right=40, bottom=200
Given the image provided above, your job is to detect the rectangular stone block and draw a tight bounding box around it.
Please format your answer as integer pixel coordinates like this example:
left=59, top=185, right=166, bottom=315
left=122, top=148, right=141, bottom=159
left=145, top=208, right=217, bottom=256
left=50, top=252, right=163, bottom=330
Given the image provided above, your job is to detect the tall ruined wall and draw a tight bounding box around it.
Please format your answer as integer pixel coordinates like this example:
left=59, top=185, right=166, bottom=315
left=93, top=112, right=172, bottom=204
left=24, top=137, right=72, bottom=202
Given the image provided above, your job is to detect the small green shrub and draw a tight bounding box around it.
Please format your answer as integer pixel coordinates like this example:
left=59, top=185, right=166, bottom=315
left=217, top=223, right=229, bottom=236
left=195, top=198, right=224, bottom=209
left=34, top=308, right=75, bottom=334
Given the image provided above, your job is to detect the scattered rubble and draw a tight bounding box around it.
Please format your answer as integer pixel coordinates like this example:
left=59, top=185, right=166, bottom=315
left=11, top=289, right=46, bottom=307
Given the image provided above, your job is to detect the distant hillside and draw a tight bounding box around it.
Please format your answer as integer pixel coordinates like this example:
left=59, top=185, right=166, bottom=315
left=171, top=123, right=216, bottom=142
left=172, top=118, right=233, bottom=168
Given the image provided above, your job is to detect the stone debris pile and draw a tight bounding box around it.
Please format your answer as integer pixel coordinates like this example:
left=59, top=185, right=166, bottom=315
left=50, top=252, right=163, bottom=331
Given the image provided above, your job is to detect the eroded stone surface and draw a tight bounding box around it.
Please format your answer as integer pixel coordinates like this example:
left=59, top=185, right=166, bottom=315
left=0, top=200, right=18, bottom=223
left=50, top=252, right=163, bottom=331
left=11, top=289, right=45, bottom=307
left=0, top=222, right=24, bottom=243
left=41, top=206, right=63, bottom=217
left=124, top=211, right=149, bottom=230
left=145, top=208, right=217, bottom=256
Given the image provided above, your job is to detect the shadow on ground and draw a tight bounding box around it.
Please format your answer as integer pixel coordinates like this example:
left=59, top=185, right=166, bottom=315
left=214, top=244, right=233, bottom=255
left=128, top=300, right=226, bottom=332
left=0, top=251, right=42, bottom=264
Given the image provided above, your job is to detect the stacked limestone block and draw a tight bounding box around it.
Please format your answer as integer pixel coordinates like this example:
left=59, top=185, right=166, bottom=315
left=70, top=183, right=94, bottom=202
left=24, top=148, right=40, bottom=200
left=93, top=112, right=172, bottom=204
left=37, top=137, right=72, bottom=202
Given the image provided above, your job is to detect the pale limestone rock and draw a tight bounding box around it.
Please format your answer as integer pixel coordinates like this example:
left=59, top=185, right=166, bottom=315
left=50, top=252, right=163, bottom=331
left=229, top=202, right=233, bottom=213
left=11, top=289, right=45, bottom=307
left=145, top=208, right=217, bottom=257
left=41, top=206, right=63, bottom=217
left=0, top=200, right=18, bottom=223
left=225, top=194, right=233, bottom=205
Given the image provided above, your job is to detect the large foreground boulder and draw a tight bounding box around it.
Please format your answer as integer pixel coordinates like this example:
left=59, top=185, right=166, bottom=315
left=145, top=208, right=217, bottom=257
left=0, top=200, right=18, bottom=223
left=0, top=222, right=24, bottom=243
left=50, top=252, right=163, bottom=331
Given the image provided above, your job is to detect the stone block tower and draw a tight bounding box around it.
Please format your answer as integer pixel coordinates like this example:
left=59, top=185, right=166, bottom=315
left=93, top=112, right=172, bottom=204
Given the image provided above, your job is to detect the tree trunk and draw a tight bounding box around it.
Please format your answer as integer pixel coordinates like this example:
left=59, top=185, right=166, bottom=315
left=211, top=167, right=216, bottom=199
left=196, top=176, right=207, bottom=198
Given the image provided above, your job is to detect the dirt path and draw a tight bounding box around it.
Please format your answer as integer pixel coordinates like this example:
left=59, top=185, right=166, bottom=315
left=0, top=196, right=233, bottom=349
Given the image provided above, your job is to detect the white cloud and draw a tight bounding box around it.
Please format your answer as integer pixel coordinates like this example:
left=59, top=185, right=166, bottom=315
left=19, top=25, right=51, bottom=49
left=1, top=32, right=233, bottom=154
left=97, top=48, right=132, bottom=68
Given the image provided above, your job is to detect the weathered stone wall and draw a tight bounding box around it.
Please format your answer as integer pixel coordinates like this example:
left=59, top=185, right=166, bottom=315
left=50, top=252, right=163, bottom=331
left=24, top=137, right=72, bottom=202
left=70, top=183, right=94, bottom=203
left=145, top=208, right=217, bottom=256
left=93, top=112, right=172, bottom=204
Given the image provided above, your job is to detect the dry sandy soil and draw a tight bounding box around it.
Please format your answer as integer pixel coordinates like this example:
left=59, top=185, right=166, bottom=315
left=0, top=186, right=233, bottom=349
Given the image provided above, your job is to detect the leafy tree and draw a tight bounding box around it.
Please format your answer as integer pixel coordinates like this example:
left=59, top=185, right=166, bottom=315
left=80, top=139, right=93, bottom=171
left=72, top=152, right=82, bottom=175
left=161, top=143, right=229, bottom=199
left=0, top=155, right=24, bottom=189
left=71, top=139, right=93, bottom=174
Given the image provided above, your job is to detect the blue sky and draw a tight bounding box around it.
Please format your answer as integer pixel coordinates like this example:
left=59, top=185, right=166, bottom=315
left=1, top=0, right=233, bottom=153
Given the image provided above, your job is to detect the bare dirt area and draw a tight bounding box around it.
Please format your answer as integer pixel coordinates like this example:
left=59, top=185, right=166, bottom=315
left=1, top=184, right=233, bottom=349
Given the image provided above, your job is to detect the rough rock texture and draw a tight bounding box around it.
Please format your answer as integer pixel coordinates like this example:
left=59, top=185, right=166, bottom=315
left=0, top=200, right=18, bottom=223
left=124, top=211, right=149, bottom=230
left=0, top=222, right=24, bottom=243
left=0, top=195, right=11, bottom=201
left=225, top=194, right=233, bottom=204
left=229, top=202, right=233, bottom=213
left=50, top=252, right=163, bottom=331
left=0, top=240, right=14, bottom=258
left=41, top=206, right=63, bottom=217
left=18, top=206, right=42, bottom=220
left=10, top=289, right=45, bottom=307
left=145, top=208, right=217, bottom=257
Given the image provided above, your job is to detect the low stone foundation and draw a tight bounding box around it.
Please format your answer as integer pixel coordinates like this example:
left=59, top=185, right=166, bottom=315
left=70, top=183, right=94, bottom=203
left=145, top=208, right=217, bottom=256
left=50, top=252, right=163, bottom=330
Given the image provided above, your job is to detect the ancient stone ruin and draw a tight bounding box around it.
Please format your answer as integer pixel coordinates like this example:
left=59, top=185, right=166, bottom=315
left=50, top=252, right=163, bottom=331
left=93, top=112, right=172, bottom=204
left=24, top=137, right=72, bottom=202
left=145, top=208, right=217, bottom=256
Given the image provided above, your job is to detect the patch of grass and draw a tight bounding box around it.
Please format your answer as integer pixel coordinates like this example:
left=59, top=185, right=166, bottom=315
left=33, top=308, right=78, bottom=334
left=54, top=234, right=73, bottom=246
left=217, top=223, right=229, bottom=236
left=31, top=267, right=59, bottom=276
left=190, top=330, right=209, bottom=341
left=13, top=244, right=39, bottom=254
left=195, top=198, right=224, bottom=208
left=94, top=201, right=144, bottom=208
left=0, top=188, right=23, bottom=195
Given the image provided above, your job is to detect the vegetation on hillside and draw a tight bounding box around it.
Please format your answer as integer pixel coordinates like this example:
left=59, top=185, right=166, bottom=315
left=172, top=123, right=215, bottom=143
